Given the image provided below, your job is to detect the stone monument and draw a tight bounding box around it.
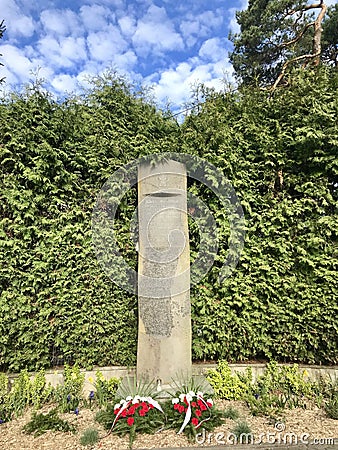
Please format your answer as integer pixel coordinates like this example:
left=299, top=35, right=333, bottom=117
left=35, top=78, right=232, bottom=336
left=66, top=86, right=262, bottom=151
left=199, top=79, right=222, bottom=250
left=136, top=159, right=191, bottom=387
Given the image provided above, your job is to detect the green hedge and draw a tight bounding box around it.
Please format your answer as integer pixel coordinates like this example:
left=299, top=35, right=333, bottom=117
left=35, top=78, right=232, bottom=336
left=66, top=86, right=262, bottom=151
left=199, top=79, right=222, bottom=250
left=0, top=68, right=337, bottom=371
left=186, top=67, right=338, bottom=364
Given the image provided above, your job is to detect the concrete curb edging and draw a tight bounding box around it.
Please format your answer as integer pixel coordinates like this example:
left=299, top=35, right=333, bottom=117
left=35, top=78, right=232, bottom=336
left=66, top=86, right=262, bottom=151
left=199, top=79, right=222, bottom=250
left=6, top=362, right=338, bottom=394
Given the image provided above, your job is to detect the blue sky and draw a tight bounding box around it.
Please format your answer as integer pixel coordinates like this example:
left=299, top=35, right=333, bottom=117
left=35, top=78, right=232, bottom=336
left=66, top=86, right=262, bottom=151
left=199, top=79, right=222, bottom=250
left=0, top=0, right=248, bottom=109
left=1, top=0, right=336, bottom=111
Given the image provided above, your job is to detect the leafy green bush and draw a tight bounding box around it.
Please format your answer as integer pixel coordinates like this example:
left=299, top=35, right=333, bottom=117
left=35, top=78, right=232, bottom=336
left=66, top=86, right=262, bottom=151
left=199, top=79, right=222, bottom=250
left=0, top=373, right=10, bottom=422
left=0, top=67, right=337, bottom=370
left=320, top=377, right=338, bottom=419
left=245, top=362, right=315, bottom=418
left=93, top=371, right=120, bottom=407
left=206, top=361, right=252, bottom=400
left=23, top=408, right=76, bottom=436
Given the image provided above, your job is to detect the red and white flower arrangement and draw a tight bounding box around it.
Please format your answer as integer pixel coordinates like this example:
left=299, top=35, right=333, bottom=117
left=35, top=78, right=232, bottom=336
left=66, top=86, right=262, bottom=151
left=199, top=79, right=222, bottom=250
left=170, top=390, right=214, bottom=434
left=100, top=394, right=165, bottom=448
left=164, top=387, right=224, bottom=442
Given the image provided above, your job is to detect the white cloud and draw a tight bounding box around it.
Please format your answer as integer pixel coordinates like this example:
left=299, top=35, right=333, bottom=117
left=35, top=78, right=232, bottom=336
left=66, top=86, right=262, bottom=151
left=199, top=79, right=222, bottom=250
left=85, top=0, right=125, bottom=6
left=199, top=38, right=227, bottom=62
left=118, top=16, right=137, bottom=37
left=87, top=26, right=128, bottom=62
left=151, top=57, right=233, bottom=107
left=40, top=9, right=81, bottom=37
left=228, top=7, right=241, bottom=35
left=180, top=10, right=224, bottom=48
left=1, top=44, right=33, bottom=82
left=1, top=0, right=35, bottom=39
left=61, top=37, right=87, bottom=62
left=113, top=50, right=138, bottom=71
left=0, top=0, right=240, bottom=109
left=132, top=4, right=184, bottom=56
left=37, top=36, right=87, bottom=69
left=51, top=74, right=78, bottom=93
left=80, top=5, right=114, bottom=32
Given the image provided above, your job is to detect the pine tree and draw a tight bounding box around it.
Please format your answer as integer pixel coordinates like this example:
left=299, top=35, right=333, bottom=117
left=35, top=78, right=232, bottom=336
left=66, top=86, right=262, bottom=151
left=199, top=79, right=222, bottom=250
left=229, top=0, right=330, bottom=88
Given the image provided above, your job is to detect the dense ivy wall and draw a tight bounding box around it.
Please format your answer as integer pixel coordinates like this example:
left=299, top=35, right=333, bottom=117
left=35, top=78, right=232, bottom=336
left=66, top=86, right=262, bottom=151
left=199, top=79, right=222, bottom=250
left=0, top=68, right=337, bottom=371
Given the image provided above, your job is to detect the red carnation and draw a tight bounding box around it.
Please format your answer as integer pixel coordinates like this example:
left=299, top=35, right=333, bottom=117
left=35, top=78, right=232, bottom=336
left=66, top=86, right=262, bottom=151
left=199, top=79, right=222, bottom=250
left=121, top=410, right=127, bottom=417
left=128, top=406, right=136, bottom=415
left=195, top=409, right=202, bottom=417
left=139, top=409, right=146, bottom=416
left=191, top=401, right=197, bottom=407
left=173, top=404, right=179, bottom=410
left=127, top=417, right=134, bottom=426
left=200, top=403, right=207, bottom=411
left=192, top=418, right=199, bottom=426
left=149, top=404, right=154, bottom=409
left=114, top=409, right=119, bottom=415
left=206, top=401, right=213, bottom=407
left=178, top=405, right=185, bottom=414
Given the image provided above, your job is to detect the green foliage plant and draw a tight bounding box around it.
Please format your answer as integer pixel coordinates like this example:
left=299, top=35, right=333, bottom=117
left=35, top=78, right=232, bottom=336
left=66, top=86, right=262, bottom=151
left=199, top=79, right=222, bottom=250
left=229, top=0, right=330, bottom=87
left=245, top=362, right=315, bottom=418
left=29, top=370, right=54, bottom=409
left=7, top=369, right=31, bottom=417
left=23, top=408, right=76, bottom=436
left=321, top=377, right=338, bottom=419
left=0, top=73, right=178, bottom=372
left=80, top=428, right=99, bottom=447
left=0, top=66, right=337, bottom=370
left=185, top=67, right=338, bottom=365
left=53, top=364, right=85, bottom=413
left=0, top=373, right=10, bottom=423
left=93, top=371, right=120, bottom=407
left=230, top=421, right=253, bottom=444
left=0, top=370, right=52, bottom=422
left=325, top=395, right=338, bottom=420
left=206, top=361, right=252, bottom=400
left=223, top=406, right=240, bottom=420
left=117, top=376, right=159, bottom=401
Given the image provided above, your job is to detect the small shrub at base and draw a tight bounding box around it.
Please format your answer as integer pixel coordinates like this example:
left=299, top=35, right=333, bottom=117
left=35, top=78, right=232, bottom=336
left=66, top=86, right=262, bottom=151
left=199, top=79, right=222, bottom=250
left=223, top=406, right=239, bottom=420
left=325, top=396, right=338, bottom=420
left=80, top=428, right=99, bottom=447
left=230, top=421, right=252, bottom=443
left=23, top=408, right=76, bottom=437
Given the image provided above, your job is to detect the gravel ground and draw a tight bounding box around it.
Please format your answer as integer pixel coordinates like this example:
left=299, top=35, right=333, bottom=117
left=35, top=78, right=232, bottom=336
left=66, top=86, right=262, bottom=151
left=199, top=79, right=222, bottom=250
left=0, top=401, right=337, bottom=450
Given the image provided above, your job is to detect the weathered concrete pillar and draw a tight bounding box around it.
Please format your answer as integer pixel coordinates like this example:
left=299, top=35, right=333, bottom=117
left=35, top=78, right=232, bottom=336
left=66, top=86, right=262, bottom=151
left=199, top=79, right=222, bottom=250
left=137, top=159, right=191, bottom=385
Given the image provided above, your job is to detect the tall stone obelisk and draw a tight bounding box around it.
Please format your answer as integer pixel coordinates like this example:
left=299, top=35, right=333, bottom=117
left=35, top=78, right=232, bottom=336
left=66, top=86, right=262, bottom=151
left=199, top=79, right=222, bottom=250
left=137, top=159, right=191, bottom=385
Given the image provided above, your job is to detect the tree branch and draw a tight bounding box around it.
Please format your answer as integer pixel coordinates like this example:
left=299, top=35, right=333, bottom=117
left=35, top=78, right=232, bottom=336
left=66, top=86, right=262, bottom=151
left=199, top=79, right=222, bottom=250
left=270, top=1, right=327, bottom=89
left=271, top=51, right=321, bottom=90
